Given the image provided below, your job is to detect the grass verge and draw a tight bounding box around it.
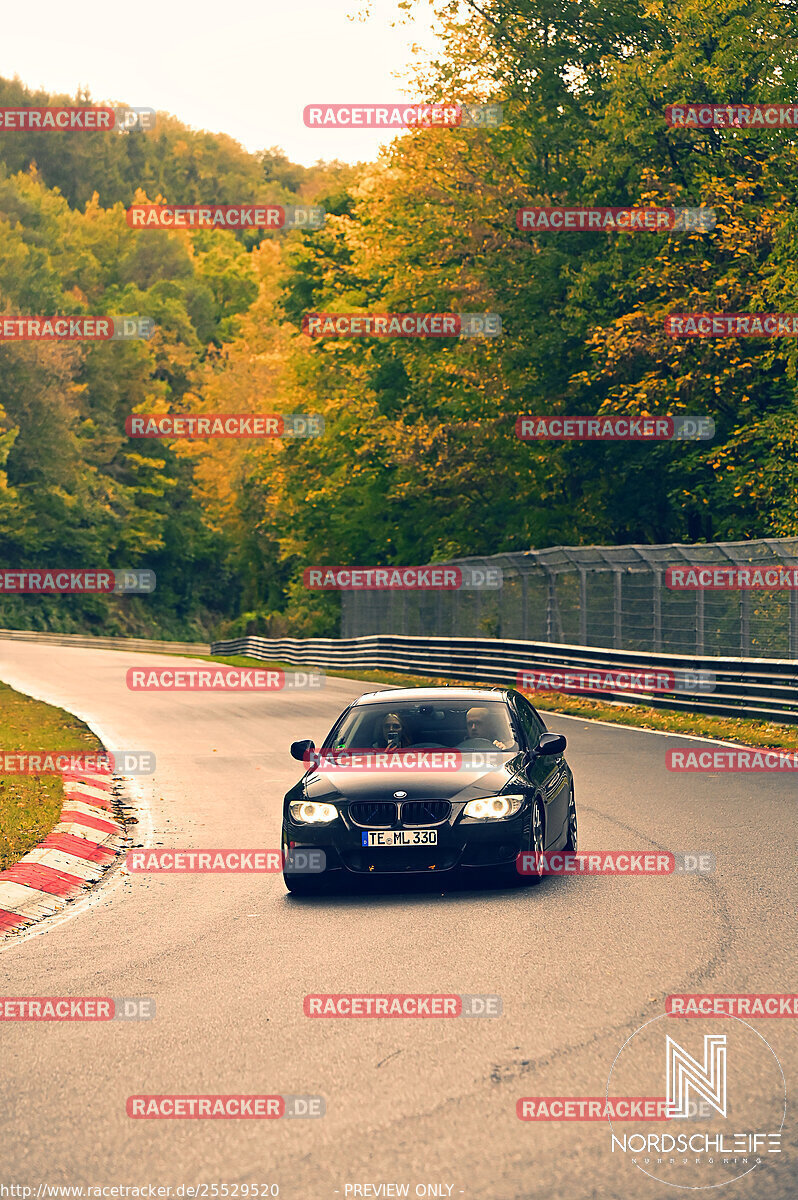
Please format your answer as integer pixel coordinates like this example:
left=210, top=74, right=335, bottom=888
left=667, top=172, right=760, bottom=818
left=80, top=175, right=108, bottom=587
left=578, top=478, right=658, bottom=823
left=165, top=653, right=798, bottom=751
left=0, top=682, right=103, bottom=871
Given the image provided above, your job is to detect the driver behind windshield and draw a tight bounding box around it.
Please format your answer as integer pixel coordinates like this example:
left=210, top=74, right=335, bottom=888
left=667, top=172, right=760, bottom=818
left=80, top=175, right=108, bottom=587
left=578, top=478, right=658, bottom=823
left=457, top=706, right=515, bottom=751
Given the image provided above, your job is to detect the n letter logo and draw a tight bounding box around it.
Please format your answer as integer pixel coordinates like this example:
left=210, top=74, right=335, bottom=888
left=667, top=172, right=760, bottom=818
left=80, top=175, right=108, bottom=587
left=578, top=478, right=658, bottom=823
left=666, top=1034, right=727, bottom=1118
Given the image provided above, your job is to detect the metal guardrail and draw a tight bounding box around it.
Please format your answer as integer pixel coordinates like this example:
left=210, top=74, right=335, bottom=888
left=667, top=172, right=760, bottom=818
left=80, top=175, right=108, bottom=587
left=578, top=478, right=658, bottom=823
left=211, top=634, right=798, bottom=724
left=0, top=629, right=211, bottom=655
left=1, top=627, right=792, bottom=722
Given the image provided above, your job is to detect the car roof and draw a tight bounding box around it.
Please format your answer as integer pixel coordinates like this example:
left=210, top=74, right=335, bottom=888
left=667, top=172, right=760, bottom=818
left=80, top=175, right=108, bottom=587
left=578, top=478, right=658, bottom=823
left=351, top=686, right=510, bottom=706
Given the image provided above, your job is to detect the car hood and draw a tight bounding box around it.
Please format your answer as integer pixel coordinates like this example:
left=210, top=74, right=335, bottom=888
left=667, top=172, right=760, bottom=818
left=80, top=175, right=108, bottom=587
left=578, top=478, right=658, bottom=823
left=302, top=757, right=523, bottom=804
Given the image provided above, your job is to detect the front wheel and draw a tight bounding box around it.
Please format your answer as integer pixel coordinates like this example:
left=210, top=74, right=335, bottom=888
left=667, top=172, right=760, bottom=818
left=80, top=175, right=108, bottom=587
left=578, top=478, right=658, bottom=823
left=522, top=799, right=545, bottom=886
left=282, top=833, right=328, bottom=895
left=563, top=787, right=577, bottom=853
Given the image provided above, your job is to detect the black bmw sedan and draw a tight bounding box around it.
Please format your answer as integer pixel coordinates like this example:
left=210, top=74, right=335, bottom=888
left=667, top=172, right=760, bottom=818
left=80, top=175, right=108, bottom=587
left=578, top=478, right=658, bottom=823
left=281, top=686, right=577, bottom=893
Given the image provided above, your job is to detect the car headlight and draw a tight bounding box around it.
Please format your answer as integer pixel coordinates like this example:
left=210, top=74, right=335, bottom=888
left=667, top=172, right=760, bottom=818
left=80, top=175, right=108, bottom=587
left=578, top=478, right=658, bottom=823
left=463, top=794, right=524, bottom=821
left=289, top=800, right=338, bottom=824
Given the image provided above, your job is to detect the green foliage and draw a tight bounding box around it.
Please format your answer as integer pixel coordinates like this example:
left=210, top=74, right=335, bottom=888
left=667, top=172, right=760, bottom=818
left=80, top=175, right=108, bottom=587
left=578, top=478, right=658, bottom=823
left=1, top=3, right=797, bottom=643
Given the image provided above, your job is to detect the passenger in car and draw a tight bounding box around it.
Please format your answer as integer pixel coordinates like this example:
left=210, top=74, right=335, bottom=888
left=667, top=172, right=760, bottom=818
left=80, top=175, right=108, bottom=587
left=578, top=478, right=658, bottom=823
left=372, top=712, right=412, bottom=749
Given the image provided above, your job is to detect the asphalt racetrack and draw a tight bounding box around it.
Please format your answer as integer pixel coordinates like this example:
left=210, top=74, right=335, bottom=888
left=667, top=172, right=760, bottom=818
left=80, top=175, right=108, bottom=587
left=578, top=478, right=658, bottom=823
left=1, top=639, right=795, bottom=1200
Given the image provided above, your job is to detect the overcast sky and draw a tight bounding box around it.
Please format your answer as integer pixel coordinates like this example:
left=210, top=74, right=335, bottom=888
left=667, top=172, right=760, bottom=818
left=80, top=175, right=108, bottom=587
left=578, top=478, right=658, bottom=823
left=0, top=0, right=443, bottom=165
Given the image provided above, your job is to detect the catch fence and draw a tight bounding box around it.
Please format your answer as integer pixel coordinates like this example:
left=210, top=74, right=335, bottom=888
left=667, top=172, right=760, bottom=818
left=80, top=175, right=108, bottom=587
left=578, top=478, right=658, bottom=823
left=340, top=539, right=798, bottom=660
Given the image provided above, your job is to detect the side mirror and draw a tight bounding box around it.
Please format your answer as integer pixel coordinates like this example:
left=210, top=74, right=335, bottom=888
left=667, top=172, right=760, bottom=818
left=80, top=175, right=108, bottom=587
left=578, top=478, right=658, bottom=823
left=536, top=732, right=566, bottom=756
left=291, top=739, right=316, bottom=762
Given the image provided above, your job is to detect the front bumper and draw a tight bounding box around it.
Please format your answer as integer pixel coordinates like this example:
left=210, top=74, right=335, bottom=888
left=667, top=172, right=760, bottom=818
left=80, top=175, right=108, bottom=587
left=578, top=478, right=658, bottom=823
left=283, top=804, right=528, bottom=877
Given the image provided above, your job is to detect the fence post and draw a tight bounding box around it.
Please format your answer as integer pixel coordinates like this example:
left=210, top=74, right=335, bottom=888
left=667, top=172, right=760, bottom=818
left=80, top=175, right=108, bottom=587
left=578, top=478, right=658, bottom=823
left=579, top=568, right=587, bottom=645
left=474, top=578, right=483, bottom=635
left=740, top=590, right=750, bottom=656
left=696, top=589, right=705, bottom=656
left=546, top=570, right=556, bottom=642
left=653, top=570, right=662, bottom=652
left=613, top=570, right=623, bottom=649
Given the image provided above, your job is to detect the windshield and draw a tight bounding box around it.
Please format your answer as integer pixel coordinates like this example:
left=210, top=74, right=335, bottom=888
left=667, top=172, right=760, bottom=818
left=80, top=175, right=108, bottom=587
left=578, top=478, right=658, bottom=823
left=325, top=699, right=519, bottom=754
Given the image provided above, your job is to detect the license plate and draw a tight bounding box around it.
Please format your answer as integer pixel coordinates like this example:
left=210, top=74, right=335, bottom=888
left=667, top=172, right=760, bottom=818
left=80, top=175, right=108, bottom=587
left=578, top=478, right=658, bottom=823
left=362, top=829, right=438, bottom=847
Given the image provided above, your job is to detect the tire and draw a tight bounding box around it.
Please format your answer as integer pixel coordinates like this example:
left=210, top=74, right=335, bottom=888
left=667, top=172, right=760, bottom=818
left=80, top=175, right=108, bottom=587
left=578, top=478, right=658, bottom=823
left=282, top=832, right=329, bottom=894
left=563, top=786, right=578, bottom=853
left=523, top=799, right=546, bottom=886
